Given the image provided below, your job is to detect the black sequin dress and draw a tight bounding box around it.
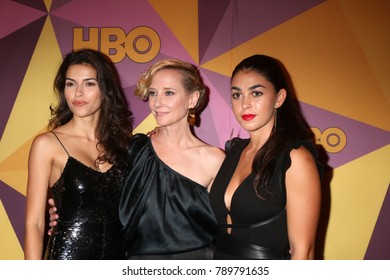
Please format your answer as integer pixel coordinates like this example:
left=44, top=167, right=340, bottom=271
left=43, top=132, right=129, bottom=260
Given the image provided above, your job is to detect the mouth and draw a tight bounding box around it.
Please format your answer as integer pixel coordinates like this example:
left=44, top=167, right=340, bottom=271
left=72, top=101, right=87, bottom=106
left=241, top=114, right=256, bottom=121
left=154, top=111, right=168, bottom=116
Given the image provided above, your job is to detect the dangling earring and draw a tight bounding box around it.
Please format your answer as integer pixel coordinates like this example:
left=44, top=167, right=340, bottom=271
left=274, top=109, right=278, bottom=129
left=187, top=108, right=196, bottom=126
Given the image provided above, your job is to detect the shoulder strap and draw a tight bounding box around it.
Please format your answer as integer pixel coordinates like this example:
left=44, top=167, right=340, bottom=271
left=51, top=131, right=70, bottom=156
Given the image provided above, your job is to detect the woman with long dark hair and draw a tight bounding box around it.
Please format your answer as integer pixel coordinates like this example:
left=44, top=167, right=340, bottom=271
left=209, top=54, right=323, bottom=260
left=24, top=48, right=132, bottom=259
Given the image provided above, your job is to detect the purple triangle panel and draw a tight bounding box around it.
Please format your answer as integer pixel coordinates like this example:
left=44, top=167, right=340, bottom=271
left=195, top=67, right=229, bottom=147
left=200, top=0, right=325, bottom=64
left=365, top=185, right=390, bottom=260
left=193, top=104, right=222, bottom=148
left=300, top=102, right=390, bottom=169
left=200, top=68, right=231, bottom=105
left=13, top=0, right=47, bottom=12
left=200, top=68, right=251, bottom=146
left=50, top=15, right=82, bottom=55
left=50, top=0, right=75, bottom=11
left=0, top=181, right=26, bottom=249
left=49, top=0, right=157, bottom=27
left=199, top=0, right=235, bottom=64
left=231, top=0, right=326, bottom=45
left=198, top=0, right=231, bottom=63
left=0, top=0, right=46, bottom=39
left=198, top=68, right=249, bottom=148
left=0, top=16, right=47, bottom=139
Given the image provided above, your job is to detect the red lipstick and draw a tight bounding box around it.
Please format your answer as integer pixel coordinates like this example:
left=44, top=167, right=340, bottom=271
left=241, top=114, right=255, bottom=121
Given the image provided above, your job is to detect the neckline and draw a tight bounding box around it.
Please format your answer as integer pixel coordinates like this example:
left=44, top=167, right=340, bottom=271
left=147, top=137, right=207, bottom=191
left=50, top=156, right=115, bottom=191
left=68, top=156, right=114, bottom=174
left=223, top=138, right=251, bottom=213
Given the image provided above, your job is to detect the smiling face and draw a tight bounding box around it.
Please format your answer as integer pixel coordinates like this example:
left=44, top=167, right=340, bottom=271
left=148, top=68, right=198, bottom=127
left=231, top=70, right=286, bottom=135
left=64, top=64, right=102, bottom=119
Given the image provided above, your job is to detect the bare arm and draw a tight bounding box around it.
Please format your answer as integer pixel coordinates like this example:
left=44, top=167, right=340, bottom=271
left=24, top=134, right=53, bottom=259
left=285, top=146, right=321, bottom=260
left=205, top=147, right=225, bottom=193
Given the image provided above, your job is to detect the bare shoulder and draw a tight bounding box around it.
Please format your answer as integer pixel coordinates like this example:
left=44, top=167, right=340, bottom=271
left=203, top=143, right=225, bottom=154
left=30, top=131, right=61, bottom=157
left=31, top=132, right=55, bottom=149
left=289, top=145, right=316, bottom=166
left=287, top=145, right=320, bottom=184
left=199, top=143, right=226, bottom=164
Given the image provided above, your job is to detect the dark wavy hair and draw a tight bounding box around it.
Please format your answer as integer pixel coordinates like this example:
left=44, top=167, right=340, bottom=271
left=49, top=48, right=133, bottom=165
left=232, top=54, right=315, bottom=198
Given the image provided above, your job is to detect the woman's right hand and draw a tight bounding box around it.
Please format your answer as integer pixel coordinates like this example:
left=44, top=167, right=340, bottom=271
left=146, top=126, right=160, bottom=137
left=47, top=198, right=58, bottom=236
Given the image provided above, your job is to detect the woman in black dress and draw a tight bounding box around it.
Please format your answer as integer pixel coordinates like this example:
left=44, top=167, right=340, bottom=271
left=209, top=54, right=323, bottom=260
left=24, top=49, right=132, bottom=259
left=119, top=59, right=225, bottom=259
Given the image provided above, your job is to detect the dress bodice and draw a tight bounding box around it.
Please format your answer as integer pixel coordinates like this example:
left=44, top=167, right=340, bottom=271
left=119, top=134, right=217, bottom=257
left=51, top=157, right=126, bottom=224
left=44, top=133, right=129, bottom=260
left=209, top=137, right=322, bottom=259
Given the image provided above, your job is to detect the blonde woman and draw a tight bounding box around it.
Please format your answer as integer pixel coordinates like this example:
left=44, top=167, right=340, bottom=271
left=119, top=59, right=225, bottom=259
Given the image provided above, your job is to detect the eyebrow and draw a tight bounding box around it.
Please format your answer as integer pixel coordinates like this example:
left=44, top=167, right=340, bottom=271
left=148, top=87, right=176, bottom=91
left=231, top=84, right=265, bottom=91
left=65, top=77, right=98, bottom=82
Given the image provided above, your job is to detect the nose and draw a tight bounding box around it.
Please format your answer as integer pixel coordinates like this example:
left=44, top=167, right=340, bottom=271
left=153, top=92, right=163, bottom=107
left=241, top=95, right=251, bottom=109
left=74, top=85, right=84, bottom=97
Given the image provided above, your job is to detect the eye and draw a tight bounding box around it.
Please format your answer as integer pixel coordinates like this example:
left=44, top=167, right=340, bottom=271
left=231, top=91, right=241, bottom=99
left=65, top=81, right=75, bottom=87
left=252, top=90, right=263, bottom=97
left=85, top=82, right=97, bottom=87
left=165, top=90, right=174, bottom=96
left=148, top=90, right=156, bottom=97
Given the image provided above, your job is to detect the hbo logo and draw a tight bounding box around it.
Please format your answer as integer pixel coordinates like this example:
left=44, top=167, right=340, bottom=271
left=311, top=127, right=347, bottom=153
left=73, top=26, right=160, bottom=63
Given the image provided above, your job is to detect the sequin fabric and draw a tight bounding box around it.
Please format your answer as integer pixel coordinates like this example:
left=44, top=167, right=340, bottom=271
left=44, top=157, right=129, bottom=260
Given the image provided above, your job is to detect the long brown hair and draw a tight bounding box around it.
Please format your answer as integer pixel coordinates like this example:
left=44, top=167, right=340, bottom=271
left=49, top=48, right=133, bottom=164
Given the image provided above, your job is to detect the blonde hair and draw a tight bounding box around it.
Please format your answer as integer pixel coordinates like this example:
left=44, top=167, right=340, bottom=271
left=135, top=59, right=207, bottom=111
